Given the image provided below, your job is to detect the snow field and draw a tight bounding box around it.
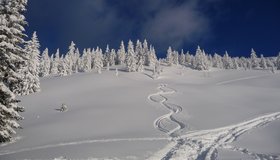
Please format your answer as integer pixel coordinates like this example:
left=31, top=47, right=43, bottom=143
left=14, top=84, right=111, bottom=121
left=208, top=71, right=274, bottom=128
left=1, top=66, right=280, bottom=159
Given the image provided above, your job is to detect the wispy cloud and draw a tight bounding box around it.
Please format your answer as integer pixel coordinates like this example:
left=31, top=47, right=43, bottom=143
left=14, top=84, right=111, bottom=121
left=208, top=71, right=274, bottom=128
left=141, top=1, right=209, bottom=51
left=29, top=0, right=215, bottom=53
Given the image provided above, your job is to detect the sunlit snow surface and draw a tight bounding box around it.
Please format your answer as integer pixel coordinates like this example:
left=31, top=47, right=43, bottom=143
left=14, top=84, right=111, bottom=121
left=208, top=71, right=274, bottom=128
left=1, top=66, right=280, bottom=160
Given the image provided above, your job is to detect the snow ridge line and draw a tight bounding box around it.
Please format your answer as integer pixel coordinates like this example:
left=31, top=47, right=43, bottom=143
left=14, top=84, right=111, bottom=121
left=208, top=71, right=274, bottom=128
left=225, top=145, right=280, bottom=160
left=216, top=74, right=270, bottom=85
left=148, top=84, right=185, bottom=137
left=155, top=112, right=280, bottom=160
left=0, top=137, right=169, bottom=156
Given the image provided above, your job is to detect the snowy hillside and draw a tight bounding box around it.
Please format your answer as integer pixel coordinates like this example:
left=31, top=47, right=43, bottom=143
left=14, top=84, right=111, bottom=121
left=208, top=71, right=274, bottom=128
left=0, top=66, right=280, bottom=160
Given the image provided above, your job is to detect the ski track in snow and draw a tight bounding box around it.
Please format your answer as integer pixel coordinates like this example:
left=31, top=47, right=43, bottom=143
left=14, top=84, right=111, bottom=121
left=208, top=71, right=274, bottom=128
left=225, top=145, right=280, bottom=160
left=216, top=74, right=270, bottom=85
left=147, top=84, right=185, bottom=137
left=0, top=137, right=170, bottom=156
left=2, top=83, right=280, bottom=160
left=149, top=111, right=280, bottom=160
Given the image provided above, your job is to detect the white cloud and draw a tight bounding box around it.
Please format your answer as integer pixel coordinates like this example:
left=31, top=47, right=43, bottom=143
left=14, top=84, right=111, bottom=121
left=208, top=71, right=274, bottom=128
left=141, top=1, right=209, bottom=51
left=56, top=0, right=212, bottom=51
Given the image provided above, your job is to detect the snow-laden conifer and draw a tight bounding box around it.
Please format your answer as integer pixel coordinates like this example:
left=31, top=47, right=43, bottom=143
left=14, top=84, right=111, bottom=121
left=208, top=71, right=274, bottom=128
left=223, top=51, right=233, bottom=69
left=143, top=39, right=149, bottom=66
left=173, top=51, right=179, bottom=66
left=67, top=41, right=76, bottom=73
left=250, top=48, right=259, bottom=69
left=20, top=32, right=41, bottom=95
left=135, top=40, right=144, bottom=72
left=259, top=54, right=267, bottom=69
left=117, top=41, right=126, bottom=65
left=81, top=49, right=92, bottom=72
left=276, top=52, right=280, bottom=70
left=109, top=49, right=116, bottom=66
left=40, top=48, right=50, bottom=77
left=193, top=46, right=208, bottom=70
left=179, top=50, right=186, bottom=65
left=94, top=48, right=103, bottom=73
left=166, top=47, right=173, bottom=65
left=0, top=0, right=27, bottom=142
left=104, top=45, right=110, bottom=66
left=64, top=54, right=73, bottom=75
left=147, top=45, right=157, bottom=67
left=50, top=49, right=60, bottom=75
left=58, top=55, right=67, bottom=76
left=125, top=40, right=137, bottom=72
left=213, top=53, right=223, bottom=69
left=185, top=52, right=192, bottom=66
left=73, top=48, right=80, bottom=73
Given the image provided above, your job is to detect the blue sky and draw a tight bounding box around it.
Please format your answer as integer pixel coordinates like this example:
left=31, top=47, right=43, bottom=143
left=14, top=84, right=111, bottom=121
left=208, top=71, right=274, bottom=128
left=25, top=0, right=280, bottom=58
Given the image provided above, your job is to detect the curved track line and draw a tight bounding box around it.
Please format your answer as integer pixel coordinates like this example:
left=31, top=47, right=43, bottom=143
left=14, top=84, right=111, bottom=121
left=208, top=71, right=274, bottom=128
left=148, top=84, right=185, bottom=137
left=216, top=75, right=270, bottom=85
left=0, top=137, right=169, bottom=156
left=152, top=112, right=280, bottom=160
left=1, top=83, right=183, bottom=157
left=225, top=145, right=280, bottom=160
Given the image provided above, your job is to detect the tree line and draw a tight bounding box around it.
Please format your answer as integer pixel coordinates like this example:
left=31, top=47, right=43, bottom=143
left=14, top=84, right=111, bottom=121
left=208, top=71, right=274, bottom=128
left=166, top=46, right=280, bottom=71
left=39, top=40, right=158, bottom=77
left=38, top=42, right=280, bottom=79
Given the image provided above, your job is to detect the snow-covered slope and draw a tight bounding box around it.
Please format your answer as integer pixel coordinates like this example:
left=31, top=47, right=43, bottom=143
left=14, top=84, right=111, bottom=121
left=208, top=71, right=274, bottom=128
left=0, top=66, right=280, bottom=160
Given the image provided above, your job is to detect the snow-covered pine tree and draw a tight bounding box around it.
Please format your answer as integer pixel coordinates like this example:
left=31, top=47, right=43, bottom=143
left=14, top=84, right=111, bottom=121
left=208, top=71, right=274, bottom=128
left=50, top=49, right=60, bottom=75
left=63, top=41, right=76, bottom=75
left=0, top=82, right=24, bottom=142
left=0, top=0, right=27, bottom=142
left=144, top=45, right=152, bottom=67
left=109, top=49, right=116, bottom=66
left=250, top=48, right=259, bottom=69
left=155, top=61, right=161, bottom=75
left=166, top=47, right=173, bottom=65
left=232, top=58, right=239, bottom=69
left=57, top=55, right=67, bottom=76
left=125, top=40, right=137, bottom=72
left=90, top=48, right=96, bottom=70
left=246, top=59, right=252, bottom=70
left=135, top=40, right=144, bottom=72
left=68, top=41, right=76, bottom=73
left=239, top=57, right=247, bottom=69
left=40, top=48, right=50, bottom=77
left=143, top=39, right=149, bottom=66
left=50, top=53, right=54, bottom=72
left=152, top=60, right=162, bottom=79
left=276, top=52, right=280, bottom=70
left=193, top=46, right=207, bottom=70
left=117, top=41, right=126, bottom=65
left=213, top=53, right=223, bottom=69
left=94, top=48, right=103, bottom=73
left=20, top=32, right=41, bottom=95
left=207, top=54, right=213, bottom=68
left=223, top=51, right=233, bottom=69
left=179, top=50, right=185, bottom=65
left=81, top=48, right=92, bottom=72
left=147, top=45, right=157, bottom=67
left=104, top=45, right=110, bottom=66
left=172, top=51, right=179, bottom=66
left=73, top=48, right=80, bottom=73
left=266, top=58, right=274, bottom=69
left=185, top=51, right=192, bottom=66
left=259, top=54, right=267, bottom=69
left=202, top=50, right=210, bottom=70
left=64, top=54, right=73, bottom=75
left=90, top=48, right=95, bottom=69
